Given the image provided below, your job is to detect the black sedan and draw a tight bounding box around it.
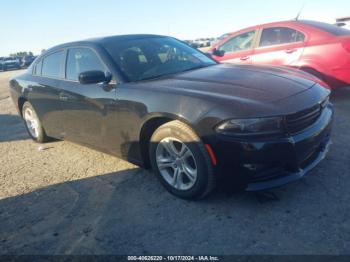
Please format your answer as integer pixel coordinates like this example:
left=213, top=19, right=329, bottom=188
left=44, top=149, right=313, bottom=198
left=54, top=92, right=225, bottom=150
left=9, top=35, right=333, bottom=199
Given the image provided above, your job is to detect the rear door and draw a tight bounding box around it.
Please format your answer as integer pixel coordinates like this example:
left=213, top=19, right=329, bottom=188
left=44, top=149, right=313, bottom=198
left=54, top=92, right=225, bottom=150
left=58, top=46, right=117, bottom=151
left=252, top=26, right=306, bottom=66
left=28, top=51, right=66, bottom=138
left=212, top=30, right=257, bottom=64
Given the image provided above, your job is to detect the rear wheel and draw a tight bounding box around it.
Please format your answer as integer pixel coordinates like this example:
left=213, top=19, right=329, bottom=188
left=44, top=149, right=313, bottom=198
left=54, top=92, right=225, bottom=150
left=22, top=102, right=50, bottom=143
left=149, top=120, right=215, bottom=199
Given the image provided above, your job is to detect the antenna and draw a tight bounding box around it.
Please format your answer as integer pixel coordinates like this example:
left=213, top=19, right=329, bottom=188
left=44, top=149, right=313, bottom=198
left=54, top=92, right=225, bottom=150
left=295, top=2, right=306, bottom=21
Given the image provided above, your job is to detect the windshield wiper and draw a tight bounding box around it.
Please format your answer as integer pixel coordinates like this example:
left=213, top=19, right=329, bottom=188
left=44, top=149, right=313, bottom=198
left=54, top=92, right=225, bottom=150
left=178, top=64, right=213, bottom=74
left=138, top=73, right=174, bottom=82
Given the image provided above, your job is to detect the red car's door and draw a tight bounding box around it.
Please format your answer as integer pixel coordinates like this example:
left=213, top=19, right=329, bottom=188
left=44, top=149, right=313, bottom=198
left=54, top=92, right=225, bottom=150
left=252, top=27, right=306, bottom=66
left=212, top=30, right=257, bottom=64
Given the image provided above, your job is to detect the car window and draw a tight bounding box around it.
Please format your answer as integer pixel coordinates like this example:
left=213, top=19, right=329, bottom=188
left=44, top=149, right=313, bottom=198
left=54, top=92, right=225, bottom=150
left=218, top=31, right=256, bottom=53
left=41, top=51, right=65, bottom=78
left=66, top=48, right=106, bottom=81
left=259, top=27, right=305, bottom=47
left=34, top=60, right=42, bottom=76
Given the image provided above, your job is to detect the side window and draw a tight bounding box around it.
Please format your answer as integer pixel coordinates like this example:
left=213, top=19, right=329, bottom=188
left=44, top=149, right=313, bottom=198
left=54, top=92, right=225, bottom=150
left=218, top=31, right=256, bottom=53
left=42, top=51, right=65, bottom=78
left=33, top=60, right=42, bottom=76
left=66, top=48, right=106, bottom=81
left=259, top=27, right=305, bottom=47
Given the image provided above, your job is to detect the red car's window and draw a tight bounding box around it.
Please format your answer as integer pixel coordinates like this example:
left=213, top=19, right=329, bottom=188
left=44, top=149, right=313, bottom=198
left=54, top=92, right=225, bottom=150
left=259, top=27, right=305, bottom=47
left=218, top=31, right=256, bottom=53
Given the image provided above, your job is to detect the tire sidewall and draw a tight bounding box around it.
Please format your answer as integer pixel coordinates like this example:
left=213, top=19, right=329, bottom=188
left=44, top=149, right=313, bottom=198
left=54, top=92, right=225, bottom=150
left=22, top=102, right=46, bottom=143
left=149, top=123, right=213, bottom=199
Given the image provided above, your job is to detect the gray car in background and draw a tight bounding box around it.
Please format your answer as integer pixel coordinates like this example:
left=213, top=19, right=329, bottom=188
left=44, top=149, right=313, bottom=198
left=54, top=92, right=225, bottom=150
left=0, top=57, right=21, bottom=71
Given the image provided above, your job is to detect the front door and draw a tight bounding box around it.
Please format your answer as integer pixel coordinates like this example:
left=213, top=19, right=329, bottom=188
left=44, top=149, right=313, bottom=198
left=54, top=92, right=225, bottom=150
left=59, top=47, right=117, bottom=152
left=212, top=30, right=257, bottom=64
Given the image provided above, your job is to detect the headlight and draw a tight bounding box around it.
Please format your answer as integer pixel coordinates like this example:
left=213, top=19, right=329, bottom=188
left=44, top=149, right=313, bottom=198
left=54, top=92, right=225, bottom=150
left=215, top=117, right=283, bottom=136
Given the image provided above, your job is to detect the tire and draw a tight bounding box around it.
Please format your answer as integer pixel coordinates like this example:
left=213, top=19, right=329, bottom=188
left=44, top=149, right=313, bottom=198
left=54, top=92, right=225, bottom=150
left=149, top=120, right=215, bottom=199
left=22, top=102, right=50, bottom=143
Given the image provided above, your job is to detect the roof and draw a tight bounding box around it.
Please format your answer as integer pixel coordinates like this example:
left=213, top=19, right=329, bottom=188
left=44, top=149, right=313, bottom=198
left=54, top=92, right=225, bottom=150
left=44, top=34, right=166, bottom=54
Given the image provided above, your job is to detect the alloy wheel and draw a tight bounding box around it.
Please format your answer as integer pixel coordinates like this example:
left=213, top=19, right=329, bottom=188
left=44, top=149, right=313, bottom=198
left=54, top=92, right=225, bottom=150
left=23, top=107, right=40, bottom=138
left=155, top=137, right=197, bottom=191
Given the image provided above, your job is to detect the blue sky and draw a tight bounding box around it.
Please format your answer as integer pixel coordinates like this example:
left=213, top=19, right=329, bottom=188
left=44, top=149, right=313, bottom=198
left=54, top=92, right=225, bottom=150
left=1, top=0, right=349, bottom=56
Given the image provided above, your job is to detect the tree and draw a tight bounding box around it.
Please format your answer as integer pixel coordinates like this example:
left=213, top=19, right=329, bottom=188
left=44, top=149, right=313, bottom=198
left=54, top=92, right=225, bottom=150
left=9, top=51, right=34, bottom=57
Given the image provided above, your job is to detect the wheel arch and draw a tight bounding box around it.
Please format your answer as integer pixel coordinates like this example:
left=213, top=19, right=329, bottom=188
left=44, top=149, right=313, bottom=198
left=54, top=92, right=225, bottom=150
left=138, top=113, right=200, bottom=169
left=296, top=59, right=331, bottom=77
left=18, top=96, right=28, bottom=116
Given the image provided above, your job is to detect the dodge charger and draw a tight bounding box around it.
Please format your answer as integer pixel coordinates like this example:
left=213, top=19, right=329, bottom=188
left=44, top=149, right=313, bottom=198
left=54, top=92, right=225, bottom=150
left=9, top=35, right=333, bottom=199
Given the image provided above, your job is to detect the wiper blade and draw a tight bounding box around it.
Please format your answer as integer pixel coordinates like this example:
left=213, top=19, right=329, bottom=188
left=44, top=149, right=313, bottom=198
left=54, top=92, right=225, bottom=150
left=180, top=64, right=210, bottom=73
left=137, top=64, right=213, bottom=82
left=139, top=73, right=172, bottom=82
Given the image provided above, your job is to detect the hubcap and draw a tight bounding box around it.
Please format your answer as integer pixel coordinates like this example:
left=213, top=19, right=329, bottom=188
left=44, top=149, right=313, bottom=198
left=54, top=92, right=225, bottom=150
left=156, top=137, right=197, bottom=190
left=24, top=108, right=39, bottom=138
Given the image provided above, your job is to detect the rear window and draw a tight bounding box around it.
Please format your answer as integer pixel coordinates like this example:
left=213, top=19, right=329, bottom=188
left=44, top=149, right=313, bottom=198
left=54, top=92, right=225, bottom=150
left=300, top=20, right=350, bottom=36
left=33, top=60, right=42, bottom=76
left=41, top=51, right=65, bottom=78
left=259, top=27, right=305, bottom=47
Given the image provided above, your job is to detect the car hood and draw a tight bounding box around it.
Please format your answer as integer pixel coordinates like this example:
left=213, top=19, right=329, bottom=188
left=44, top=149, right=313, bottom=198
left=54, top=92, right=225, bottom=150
left=151, top=64, right=318, bottom=103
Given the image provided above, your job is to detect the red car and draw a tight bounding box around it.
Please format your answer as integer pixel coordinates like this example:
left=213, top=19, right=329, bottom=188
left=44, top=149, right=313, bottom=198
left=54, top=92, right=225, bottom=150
left=209, top=20, right=350, bottom=89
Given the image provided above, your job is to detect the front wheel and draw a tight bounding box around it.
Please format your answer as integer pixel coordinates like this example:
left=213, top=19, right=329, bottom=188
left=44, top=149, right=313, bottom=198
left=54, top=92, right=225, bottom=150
left=22, top=102, right=50, bottom=143
left=149, top=120, right=215, bottom=199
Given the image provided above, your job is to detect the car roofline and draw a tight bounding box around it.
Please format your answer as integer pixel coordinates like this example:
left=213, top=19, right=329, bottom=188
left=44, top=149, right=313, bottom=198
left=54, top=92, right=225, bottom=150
left=40, top=34, right=169, bottom=56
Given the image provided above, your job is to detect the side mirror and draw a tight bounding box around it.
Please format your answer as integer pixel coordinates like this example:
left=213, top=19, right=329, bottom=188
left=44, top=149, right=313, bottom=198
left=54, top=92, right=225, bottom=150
left=212, top=48, right=225, bottom=57
left=78, top=70, right=111, bottom=85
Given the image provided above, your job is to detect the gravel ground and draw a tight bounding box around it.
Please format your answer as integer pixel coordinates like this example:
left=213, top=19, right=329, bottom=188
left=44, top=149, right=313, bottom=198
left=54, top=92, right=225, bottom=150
left=0, top=69, right=350, bottom=255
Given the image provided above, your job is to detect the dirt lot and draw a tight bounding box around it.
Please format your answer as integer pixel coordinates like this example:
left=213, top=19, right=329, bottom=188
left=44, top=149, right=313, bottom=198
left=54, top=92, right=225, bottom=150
left=0, top=69, right=350, bottom=255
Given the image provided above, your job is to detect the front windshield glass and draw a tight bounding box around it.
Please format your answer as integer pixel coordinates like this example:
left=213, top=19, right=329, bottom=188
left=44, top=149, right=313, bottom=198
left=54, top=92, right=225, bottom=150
left=104, top=37, right=217, bottom=82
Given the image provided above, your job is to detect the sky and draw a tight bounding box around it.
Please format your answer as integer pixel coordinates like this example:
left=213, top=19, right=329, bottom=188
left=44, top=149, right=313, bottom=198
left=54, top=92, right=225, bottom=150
left=1, top=0, right=349, bottom=56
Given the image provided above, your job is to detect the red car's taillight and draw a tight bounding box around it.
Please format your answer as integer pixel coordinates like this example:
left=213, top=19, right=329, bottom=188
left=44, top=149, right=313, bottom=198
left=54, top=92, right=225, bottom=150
left=342, top=41, right=350, bottom=52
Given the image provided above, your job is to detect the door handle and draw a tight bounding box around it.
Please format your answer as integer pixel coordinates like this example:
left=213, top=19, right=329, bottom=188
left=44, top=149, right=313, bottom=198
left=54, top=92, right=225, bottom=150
left=59, top=93, right=69, bottom=101
left=285, top=49, right=297, bottom=54
left=240, top=56, right=250, bottom=61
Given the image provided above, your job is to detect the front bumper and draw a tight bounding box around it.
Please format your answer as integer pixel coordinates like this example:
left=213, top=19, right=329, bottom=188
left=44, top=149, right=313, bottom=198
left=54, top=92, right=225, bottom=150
left=212, top=105, right=333, bottom=191
left=245, top=136, right=331, bottom=191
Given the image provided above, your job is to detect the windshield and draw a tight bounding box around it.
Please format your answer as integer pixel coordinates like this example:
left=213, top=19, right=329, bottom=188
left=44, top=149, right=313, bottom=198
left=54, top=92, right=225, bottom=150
left=103, top=37, right=217, bottom=82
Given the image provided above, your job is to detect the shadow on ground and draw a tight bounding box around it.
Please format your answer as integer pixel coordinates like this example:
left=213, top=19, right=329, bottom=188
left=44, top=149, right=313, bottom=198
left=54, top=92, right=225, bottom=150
left=0, top=114, right=28, bottom=142
left=1, top=156, right=349, bottom=255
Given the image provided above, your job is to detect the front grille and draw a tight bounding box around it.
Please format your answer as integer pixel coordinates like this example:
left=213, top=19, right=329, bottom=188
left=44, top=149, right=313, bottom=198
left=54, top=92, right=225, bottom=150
left=285, top=103, right=323, bottom=134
